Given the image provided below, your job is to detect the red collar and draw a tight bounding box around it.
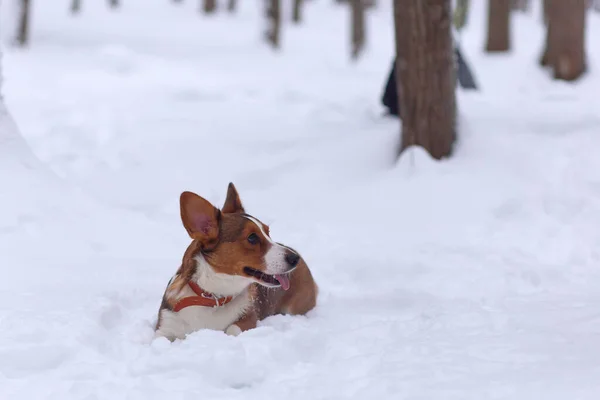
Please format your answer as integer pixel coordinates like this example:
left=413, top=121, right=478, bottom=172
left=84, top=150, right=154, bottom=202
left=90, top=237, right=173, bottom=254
left=172, top=281, right=234, bottom=312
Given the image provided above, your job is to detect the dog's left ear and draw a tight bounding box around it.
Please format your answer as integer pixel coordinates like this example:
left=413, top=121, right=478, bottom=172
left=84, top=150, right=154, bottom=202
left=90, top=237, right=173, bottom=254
left=222, top=182, right=245, bottom=214
left=180, top=191, right=221, bottom=247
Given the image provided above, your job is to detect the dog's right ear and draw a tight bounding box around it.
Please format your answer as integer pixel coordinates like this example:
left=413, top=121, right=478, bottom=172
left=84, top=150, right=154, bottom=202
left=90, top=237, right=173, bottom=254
left=180, top=191, right=220, bottom=245
left=222, top=182, right=245, bottom=214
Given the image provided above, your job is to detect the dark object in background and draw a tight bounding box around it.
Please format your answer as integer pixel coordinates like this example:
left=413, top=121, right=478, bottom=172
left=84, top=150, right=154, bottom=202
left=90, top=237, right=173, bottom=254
left=382, top=45, right=478, bottom=117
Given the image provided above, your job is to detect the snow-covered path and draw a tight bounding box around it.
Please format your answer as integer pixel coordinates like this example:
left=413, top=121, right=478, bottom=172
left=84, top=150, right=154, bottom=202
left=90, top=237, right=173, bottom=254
left=1, top=1, right=600, bottom=399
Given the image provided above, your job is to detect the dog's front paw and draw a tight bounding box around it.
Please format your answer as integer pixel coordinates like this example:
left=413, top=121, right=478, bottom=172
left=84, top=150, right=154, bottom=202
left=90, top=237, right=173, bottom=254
left=225, top=324, right=242, bottom=336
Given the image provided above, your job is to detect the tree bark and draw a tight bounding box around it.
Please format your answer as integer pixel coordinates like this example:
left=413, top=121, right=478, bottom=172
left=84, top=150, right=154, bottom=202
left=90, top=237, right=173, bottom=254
left=544, top=0, right=586, bottom=81
left=336, top=0, right=376, bottom=7
left=228, top=0, right=237, bottom=12
left=539, top=0, right=556, bottom=66
left=394, top=0, right=456, bottom=160
left=292, top=0, right=303, bottom=23
left=266, top=0, right=281, bottom=48
left=71, top=0, right=82, bottom=14
left=511, top=0, right=529, bottom=12
left=485, top=0, right=511, bottom=52
left=351, top=0, right=365, bottom=59
left=542, top=0, right=551, bottom=24
left=16, top=0, right=31, bottom=47
left=203, top=0, right=217, bottom=14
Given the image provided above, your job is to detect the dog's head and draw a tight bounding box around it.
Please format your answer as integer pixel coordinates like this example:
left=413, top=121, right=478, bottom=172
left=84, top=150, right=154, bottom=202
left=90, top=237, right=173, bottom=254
left=179, top=183, right=299, bottom=290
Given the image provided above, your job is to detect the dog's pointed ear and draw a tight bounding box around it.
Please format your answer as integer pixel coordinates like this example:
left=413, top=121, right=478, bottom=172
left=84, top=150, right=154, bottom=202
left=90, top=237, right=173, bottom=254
left=222, top=182, right=245, bottom=214
left=180, top=191, right=220, bottom=244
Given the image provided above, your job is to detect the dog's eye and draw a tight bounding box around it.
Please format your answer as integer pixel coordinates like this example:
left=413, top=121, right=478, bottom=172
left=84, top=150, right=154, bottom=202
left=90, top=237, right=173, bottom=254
left=247, top=233, right=260, bottom=245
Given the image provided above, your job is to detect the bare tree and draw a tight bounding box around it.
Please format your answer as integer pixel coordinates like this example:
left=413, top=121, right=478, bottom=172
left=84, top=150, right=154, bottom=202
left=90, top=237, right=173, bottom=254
left=266, top=0, right=281, bottom=48
left=511, top=0, right=529, bottom=11
left=336, top=0, right=376, bottom=7
left=542, top=0, right=551, bottom=23
left=16, top=0, right=31, bottom=47
left=202, top=0, right=217, bottom=14
left=71, top=0, right=82, bottom=13
left=292, top=0, right=303, bottom=23
left=228, top=0, right=237, bottom=12
left=351, top=0, right=365, bottom=59
left=485, top=0, right=511, bottom=52
left=394, top=0, right=456, bottom=160
left=539, top=0, right=556, bottom=66
left=540, top=0, right=586, bottom=81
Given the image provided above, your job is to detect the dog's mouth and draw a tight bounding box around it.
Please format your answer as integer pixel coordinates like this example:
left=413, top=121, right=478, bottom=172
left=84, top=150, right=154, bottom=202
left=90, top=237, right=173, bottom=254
left=243, top=267, right=291, bottom=291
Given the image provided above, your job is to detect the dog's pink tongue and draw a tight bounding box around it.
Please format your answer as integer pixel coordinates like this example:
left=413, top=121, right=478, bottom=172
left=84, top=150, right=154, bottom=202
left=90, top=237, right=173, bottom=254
left=275, top=274, right=290, bottom=291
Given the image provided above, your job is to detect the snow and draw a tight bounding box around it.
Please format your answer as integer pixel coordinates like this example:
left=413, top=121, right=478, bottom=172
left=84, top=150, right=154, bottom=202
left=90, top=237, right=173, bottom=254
left=1, top=1, right=600, bottom=399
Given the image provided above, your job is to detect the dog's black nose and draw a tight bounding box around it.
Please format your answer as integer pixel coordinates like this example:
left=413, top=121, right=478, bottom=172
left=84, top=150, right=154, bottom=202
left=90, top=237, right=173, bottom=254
left=285, top=252, right=300, bottom=267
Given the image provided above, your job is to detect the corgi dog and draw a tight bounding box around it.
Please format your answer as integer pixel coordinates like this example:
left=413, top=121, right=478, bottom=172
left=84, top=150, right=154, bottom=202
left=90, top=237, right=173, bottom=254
left=154, top=183, right=318, bottom=341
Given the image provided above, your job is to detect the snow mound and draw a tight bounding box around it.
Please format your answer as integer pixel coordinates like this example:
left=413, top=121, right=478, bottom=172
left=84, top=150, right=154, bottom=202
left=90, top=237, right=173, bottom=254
left=395, top=144, right=442, bottom=173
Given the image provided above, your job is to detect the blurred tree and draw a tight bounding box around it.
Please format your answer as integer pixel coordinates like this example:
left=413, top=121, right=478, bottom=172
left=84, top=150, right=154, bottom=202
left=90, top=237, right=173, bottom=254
left=351, top=0, right=365, bottom=59
left=485, top=0, right=511, bottom=52
left=542, top=0, right=551, bottom=23
left=266, top=0, right=281, bottom=48
left=71, top=0, right=82, bottom=14
left=540, top=0, right=556, bottom=65
left=16, top=0, right=31, bottom=47
left=335, top=0, right=376, bottom=7
left=228, top=0, right=237, bottom=12
left=540, top=0, right=586, bottom=81
left=511, top=0, right=529, bottom=12
left=393, top=0, right=456, bottom=160
left=203, top=0, right=217, bottom=14
left=292, top=0, right=303, bottom=23
left=109, top=0, right=119, bottom=8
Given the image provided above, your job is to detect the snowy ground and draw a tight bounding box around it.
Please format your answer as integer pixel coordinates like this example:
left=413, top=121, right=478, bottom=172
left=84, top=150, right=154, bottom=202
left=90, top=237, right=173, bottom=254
left=1, top=1, right=600, bottom=399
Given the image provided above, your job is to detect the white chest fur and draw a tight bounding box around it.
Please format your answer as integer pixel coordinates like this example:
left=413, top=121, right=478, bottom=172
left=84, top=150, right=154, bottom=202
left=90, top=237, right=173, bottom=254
left=155, top=257, right=254, bottom=341
left=156, top=289, right=251, bottom=341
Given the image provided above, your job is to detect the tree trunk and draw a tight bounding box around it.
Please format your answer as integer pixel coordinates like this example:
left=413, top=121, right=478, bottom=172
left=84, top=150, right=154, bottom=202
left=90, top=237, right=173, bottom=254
left=266, top=0, right=281, bottom=48
left=542, top=0, right=551, bottom=24
left=539, top=0, right=556, bottom=66
left=351, top=0, right=365, bottom=59
left=336, top=0, right=376, bottom=7
left=71, top=0, right=82, bottom=14
left=485, top=0, right=511, bottom=52
left=16, top=0, right=31, bottom=47
left=511, top=0, right=528, bottom=11
left=394, top=0, right=456, bottom=160
left=203, top=0, right=217, bottom=14
left=547, top=0, right=586, bottom=81
left=292, top=0, right=303, bottom=23
left=228, top=0, right=237, bottom=12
